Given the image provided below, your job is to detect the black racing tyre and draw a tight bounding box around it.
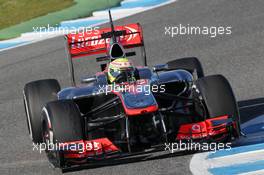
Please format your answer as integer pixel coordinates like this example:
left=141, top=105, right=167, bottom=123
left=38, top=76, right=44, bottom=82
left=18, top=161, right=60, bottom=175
left=195, top=75, right=241, bottom=137
left=41, top=100, right=84, bottom=168
left=167, top=57, right=204, bottom=78
left=23, top=79, right=61, bottom=143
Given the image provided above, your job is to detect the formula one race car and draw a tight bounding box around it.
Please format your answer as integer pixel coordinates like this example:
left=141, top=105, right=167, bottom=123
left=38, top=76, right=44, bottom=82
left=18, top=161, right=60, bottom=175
left=23, top=11, right=241, bottom=171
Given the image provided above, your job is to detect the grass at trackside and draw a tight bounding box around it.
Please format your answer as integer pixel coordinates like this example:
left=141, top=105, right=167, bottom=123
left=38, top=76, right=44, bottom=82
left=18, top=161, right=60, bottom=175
left=0, top=0, right=122, bottom=40
left=0, top=0, right=74, bottom=30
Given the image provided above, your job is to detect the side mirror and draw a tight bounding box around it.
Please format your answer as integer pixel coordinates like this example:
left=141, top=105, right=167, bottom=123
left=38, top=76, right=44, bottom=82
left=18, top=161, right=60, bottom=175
left=153, top=64, right=168, bottom=72
left=81, top=76, right=97, bottom=84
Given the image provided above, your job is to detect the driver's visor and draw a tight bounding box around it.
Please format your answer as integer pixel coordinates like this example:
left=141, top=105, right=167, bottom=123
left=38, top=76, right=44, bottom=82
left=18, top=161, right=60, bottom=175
left=110, top=68, right=134, bottom=78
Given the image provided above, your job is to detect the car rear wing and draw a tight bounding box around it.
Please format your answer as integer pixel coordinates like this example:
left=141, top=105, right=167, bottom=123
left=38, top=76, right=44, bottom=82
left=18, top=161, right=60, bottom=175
left=65, top=23, right=144, bottom=59
left=64, top=23, right=147, bottom=86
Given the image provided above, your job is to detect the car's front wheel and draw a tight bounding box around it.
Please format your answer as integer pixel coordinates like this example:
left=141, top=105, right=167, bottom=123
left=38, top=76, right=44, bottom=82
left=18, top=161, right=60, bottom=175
left=41, top=100, right=84, bottom=168
left=194, top=75, right=241, bottom=140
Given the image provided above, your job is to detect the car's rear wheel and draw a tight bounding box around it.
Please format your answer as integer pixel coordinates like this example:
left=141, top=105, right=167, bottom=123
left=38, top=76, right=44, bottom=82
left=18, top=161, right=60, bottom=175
left=167, top=57, right=204, bottom=79
left=23, top=79, right=61, bottom=143
left=194, top=75, right=241, bottom=139
left=41, top=100, right=84, bottom=168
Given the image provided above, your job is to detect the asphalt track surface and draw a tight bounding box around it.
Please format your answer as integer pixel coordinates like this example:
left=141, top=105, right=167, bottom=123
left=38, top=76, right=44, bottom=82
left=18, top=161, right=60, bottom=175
left=1, top=0, right=264, bottom=174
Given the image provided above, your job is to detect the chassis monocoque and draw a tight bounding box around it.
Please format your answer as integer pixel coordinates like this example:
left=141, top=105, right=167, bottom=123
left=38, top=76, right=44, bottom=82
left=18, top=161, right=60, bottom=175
left=23, top=14, right=241, bottom=171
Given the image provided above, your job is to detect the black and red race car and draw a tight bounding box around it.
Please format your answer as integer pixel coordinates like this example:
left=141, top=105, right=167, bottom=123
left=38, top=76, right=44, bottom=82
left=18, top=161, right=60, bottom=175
left=23, top=11, right=241, bottom=171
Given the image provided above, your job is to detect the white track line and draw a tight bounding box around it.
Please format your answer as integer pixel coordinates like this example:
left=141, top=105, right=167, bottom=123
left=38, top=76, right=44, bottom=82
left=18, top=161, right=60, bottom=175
left=208, top=149, right=264, bottom=168
left=190, top=152, right=211, bottom=175
left=190, top=147, right=264, bottom=175
left=240, top=169, right=264, bottom=175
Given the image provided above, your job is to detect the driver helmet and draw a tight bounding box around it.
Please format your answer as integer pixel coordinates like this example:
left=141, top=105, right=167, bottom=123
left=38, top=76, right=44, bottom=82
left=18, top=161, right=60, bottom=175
left=108, top=58, right=136, bottom=83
